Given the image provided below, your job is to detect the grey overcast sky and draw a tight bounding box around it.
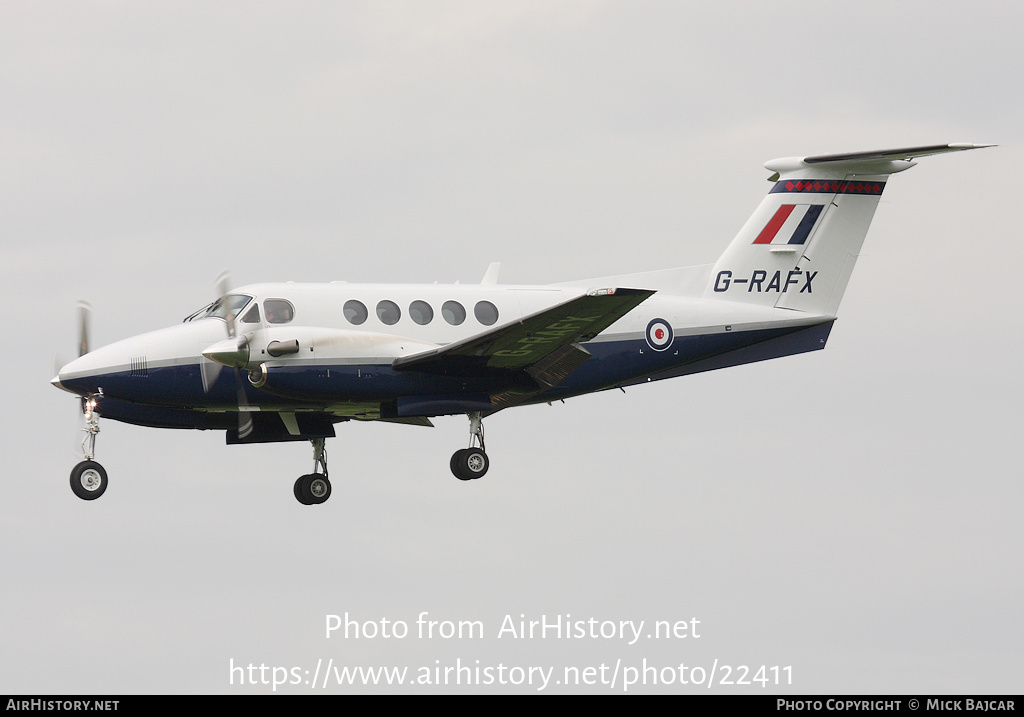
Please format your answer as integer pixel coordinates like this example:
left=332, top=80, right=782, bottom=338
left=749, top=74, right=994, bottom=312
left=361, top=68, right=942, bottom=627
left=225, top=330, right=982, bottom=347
left=2, top=1, right=1021, bottom=694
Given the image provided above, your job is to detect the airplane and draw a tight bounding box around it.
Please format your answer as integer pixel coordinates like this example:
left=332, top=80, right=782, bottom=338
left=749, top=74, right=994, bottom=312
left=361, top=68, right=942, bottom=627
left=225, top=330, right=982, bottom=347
left=51, top=142, right=990, bottom=505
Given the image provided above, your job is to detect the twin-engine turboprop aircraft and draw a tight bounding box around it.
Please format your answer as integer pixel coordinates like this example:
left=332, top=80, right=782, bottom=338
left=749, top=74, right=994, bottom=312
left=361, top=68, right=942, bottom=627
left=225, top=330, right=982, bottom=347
left=52, top=143, right=990, bottom=504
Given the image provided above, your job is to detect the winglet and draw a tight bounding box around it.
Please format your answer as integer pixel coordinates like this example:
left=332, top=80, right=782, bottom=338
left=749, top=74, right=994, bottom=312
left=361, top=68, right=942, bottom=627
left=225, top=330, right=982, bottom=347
left=481, top=262, right=501, bottom=286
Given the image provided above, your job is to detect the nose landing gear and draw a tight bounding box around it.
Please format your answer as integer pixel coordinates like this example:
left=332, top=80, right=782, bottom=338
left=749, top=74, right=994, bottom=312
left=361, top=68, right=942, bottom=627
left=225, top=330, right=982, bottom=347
left=451, top=412, right=490, bottom=481
left=294, top=437, right=332, bottom=505
left=70, top=397, right=108, bottom=501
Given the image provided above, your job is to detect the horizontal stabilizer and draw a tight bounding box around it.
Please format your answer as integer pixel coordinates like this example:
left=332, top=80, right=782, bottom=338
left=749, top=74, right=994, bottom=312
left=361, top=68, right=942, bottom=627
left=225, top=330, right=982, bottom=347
left=764, top=143, right=994, bottom=181
left=803, top=143, right=994, bottom=164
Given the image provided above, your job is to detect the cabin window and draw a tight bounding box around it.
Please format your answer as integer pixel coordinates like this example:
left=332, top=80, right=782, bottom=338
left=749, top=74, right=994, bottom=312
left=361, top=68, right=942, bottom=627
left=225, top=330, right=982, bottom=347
left=442, top=301, right=466, bottom=325
left=344, top=299, right=368, bottom=325
left=409, top=300, right=433, bottom=325
left=264, top=299, right=295, bottom=324
left=474, top=300, right=499, bottom=326
left=376, top=300, right=401, bottom=325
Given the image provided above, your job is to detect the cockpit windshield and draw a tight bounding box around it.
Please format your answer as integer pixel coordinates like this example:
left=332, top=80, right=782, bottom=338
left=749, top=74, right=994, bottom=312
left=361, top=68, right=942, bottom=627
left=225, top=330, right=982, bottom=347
left=183, top=294, right=252, bottom=323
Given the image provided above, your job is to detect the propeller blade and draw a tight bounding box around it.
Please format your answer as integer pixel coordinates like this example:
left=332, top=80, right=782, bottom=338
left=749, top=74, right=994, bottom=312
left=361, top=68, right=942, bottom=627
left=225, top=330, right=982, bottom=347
left=51, top=351, right=65, bottom=382
left=214, top=270, right=238, bottom=338
left=214, top=270, right=253, bottom=438
left=215, top=270, right=231, bottom=300
left=68, top=402, right=87, bottom=458
left=76, top=300, right=92, bottom=357
left=235, top=367, right=254, bottom=438
left=200, top=357, right=223, bottom=394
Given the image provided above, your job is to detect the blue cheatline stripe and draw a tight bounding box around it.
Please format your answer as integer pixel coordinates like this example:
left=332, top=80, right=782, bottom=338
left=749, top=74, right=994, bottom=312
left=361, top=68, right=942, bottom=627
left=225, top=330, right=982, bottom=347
left=789, top=204, right=824, bottom=244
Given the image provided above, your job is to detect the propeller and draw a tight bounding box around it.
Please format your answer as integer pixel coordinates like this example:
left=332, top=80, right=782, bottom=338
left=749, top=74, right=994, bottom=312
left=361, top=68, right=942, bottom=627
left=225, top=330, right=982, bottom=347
left=77, top=300, right=91, bottom=357
left=199, top=274, right=229, bottom=392
left=52, top=300, right=91, bottom=389
left=74, top=300, right=93, bottom=416
left=204, top=271, right=254, bottom=439
left=215, top=270, right=232, bottom=313
left=52, top=300, right=98, bottom=457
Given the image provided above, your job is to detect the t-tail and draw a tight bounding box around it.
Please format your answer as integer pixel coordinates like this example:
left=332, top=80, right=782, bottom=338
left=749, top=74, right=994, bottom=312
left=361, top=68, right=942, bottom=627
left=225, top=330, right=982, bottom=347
left=704, top=144, right=992, bottom=316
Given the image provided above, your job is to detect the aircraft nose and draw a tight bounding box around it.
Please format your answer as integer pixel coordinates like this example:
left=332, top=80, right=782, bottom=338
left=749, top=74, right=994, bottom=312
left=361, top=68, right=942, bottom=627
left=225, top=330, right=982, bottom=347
left=51, top=351, right=108, bottom=396
left=51, top=361, right=78, bottom=394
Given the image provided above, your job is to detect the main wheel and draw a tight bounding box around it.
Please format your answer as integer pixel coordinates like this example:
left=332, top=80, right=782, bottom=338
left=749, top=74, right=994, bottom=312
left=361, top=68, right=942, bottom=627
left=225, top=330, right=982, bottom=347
left=294, top=474, right=331, bottom=505
left=70, top=460, right=108, bottom=500
left=458, top=448, right=489, bottom=480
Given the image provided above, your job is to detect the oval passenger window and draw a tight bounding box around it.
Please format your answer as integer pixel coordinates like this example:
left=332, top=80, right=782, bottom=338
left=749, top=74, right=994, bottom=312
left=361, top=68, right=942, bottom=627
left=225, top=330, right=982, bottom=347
left=474, top=301, right=499, bottom=326
left=442, top=301, right=466, bottom=326
left=376, top=300, right=401, bottom=325
left=409, top=300, right=433, bottom=325
left=344, top=300, right=368, bottom=325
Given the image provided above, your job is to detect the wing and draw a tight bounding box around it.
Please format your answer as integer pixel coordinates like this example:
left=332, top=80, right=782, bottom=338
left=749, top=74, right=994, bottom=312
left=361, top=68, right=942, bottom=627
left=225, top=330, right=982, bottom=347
left=392, top=288, right=654, bottom=391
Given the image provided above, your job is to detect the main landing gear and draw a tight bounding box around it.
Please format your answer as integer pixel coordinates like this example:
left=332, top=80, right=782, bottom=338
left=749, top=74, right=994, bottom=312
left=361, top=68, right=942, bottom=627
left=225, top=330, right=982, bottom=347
left=70, top=397, right=108, bottom=501
left=294, top=437, right=332, bottom=505
left=451, top=412, right=490, bottom=482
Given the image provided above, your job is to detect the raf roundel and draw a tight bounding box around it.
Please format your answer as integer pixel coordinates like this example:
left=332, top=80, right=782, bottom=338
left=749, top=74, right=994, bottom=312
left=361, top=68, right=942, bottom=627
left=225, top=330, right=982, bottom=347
left=645, top=318, right=674, bottom=352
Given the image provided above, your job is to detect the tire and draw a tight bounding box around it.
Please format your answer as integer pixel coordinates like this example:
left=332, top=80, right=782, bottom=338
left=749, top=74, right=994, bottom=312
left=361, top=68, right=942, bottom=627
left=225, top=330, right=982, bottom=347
left=458, top=448, right=489, bottom=480
left=70, top=460, right=108, bottom=500
left=294, top=475, right=314, bottom=505
left=450, top=449, right=472, bottom=481
left=295, top=474, right=331, bottom=505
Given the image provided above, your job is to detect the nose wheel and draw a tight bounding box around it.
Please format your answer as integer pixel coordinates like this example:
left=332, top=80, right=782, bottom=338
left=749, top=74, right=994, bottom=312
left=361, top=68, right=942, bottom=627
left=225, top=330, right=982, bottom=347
left=451, top=412, right=490, bottom=481
left=294, top=437, right=332, bottom=505
left=70, top=459, right=108, bottom=500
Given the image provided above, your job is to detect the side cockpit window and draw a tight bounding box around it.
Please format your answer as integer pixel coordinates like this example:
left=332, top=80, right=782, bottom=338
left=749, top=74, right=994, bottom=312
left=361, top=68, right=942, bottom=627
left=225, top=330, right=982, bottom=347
left=265, top=299, right=295, bottom=324
left=239, top=303, right=261, bottom=324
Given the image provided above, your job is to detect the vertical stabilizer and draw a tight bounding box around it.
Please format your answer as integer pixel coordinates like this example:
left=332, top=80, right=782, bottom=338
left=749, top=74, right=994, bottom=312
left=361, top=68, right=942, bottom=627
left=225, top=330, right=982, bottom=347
left=704, top=144, right=992, bottom=316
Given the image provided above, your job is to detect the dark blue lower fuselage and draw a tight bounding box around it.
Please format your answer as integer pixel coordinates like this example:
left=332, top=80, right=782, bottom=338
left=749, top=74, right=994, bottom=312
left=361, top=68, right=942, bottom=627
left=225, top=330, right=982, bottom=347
left=68, top=321, right=833, bottom=440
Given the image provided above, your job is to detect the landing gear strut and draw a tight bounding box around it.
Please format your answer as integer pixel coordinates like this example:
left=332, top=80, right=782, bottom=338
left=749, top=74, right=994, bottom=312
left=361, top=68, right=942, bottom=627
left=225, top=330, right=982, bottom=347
left=70, top=397, right=108, bottom=500
left=294, top=437, right=332, bottom=505
left=451, top=412, right=489, bottom=481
